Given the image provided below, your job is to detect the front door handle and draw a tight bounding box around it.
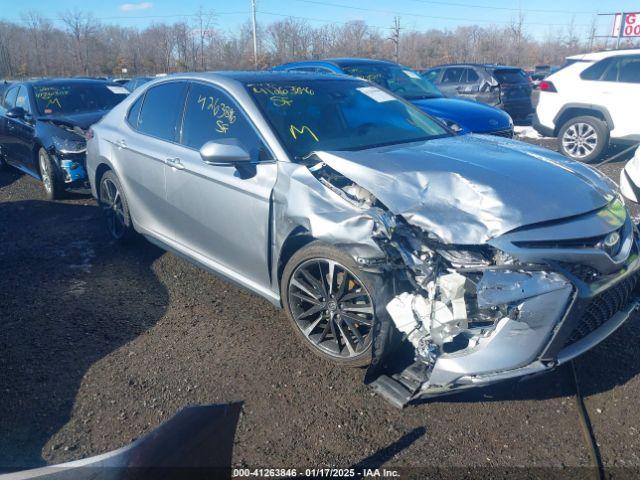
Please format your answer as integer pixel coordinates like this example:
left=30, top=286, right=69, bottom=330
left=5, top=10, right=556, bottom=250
left=115, top=139, right=127, bottom=149
left=166, top=157, right=185, bottom=170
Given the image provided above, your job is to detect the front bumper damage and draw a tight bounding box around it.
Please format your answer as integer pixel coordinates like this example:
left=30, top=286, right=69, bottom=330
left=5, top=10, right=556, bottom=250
left=368, top=210, right=640, bottom=408
left=277, top=145, right=640, bottom=407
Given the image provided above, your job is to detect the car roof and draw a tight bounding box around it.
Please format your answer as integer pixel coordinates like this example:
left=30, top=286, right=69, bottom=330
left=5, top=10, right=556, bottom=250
left=327, top=57, right=397, bottom=66
left=427, top=63, right=522, bottom=70
left=276, top=58, right=399, bottom=69
left=566, top=48, right=640, bottom=61
left=23, top=78, right=119, bottom=87
left=165, top=70, right=360, bottom=85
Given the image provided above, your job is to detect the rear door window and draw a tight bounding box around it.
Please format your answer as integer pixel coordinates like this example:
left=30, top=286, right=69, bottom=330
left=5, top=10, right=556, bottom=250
left=618, top=56, right=640, bottom=83
left=464, top=68, right=480, bottom=83
left=442, top=68, right=464, bottom=84
left=601, top=55, right=640, bottom=83
left=180, top=82, right=264, bottom=159
left=137, top=82, right=188, bottom=142
left=580, top=58, right=613, bottom=81
left=126, top=94, right=144, bottom=128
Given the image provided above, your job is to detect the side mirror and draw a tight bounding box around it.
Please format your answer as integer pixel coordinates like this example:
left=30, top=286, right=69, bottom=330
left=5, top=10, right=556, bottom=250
left=6, top=107, right=26, bottom=119
left=199, top=140, right=251, bottom=165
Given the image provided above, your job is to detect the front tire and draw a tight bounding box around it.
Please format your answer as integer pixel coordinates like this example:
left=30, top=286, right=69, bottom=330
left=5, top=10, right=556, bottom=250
left=558, top=115, right=609, bottom=163
left=281, top=242, right=388, bottom=367
left=38, top=148, right=64, bottom=200
left=99, top=170, right=135, bottom=242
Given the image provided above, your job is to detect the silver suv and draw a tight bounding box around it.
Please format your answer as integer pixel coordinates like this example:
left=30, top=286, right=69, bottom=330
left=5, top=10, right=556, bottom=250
left=86, top=72, right=639, bottom=406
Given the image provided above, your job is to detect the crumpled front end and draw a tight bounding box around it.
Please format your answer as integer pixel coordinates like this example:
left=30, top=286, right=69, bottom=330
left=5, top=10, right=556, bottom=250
left=369, top=199, right=640, bottom=407
left=279, top=146, right=640, bottom=407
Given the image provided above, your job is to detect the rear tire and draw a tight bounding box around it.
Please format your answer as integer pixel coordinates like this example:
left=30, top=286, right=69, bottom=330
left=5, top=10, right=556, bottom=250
left=38, top=148, right=64, bottom=200
left=558, top=115, right=609, bottom=163
left=281, top=241, right=391, bottom=367
left=99, top=170, right=135, bottom=242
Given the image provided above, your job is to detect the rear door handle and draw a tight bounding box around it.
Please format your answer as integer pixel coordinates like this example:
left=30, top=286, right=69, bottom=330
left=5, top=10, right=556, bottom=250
left=166, top=157, right=185, bottom=170
left=115, top=139, right=127, bottom=149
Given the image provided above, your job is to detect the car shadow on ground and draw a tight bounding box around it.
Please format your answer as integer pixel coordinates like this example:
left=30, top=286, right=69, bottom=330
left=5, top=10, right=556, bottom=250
left=0, top=200, right=169, bottom=471
left=0, top=168, right=23, bottom=189
left=410, top=314, right=640, bottom=407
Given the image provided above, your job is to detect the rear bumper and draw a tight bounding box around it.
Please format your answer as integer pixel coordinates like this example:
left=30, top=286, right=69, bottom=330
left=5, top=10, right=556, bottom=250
left=499, top=99, right=533, bottom=118
left=532, top=113, right=555, bottom=138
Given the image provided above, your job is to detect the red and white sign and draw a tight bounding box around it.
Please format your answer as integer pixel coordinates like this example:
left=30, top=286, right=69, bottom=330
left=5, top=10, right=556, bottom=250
left=613, top=12, right=640, bottom=37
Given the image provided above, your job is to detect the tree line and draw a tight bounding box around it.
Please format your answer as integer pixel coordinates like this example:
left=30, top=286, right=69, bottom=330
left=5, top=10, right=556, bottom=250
left=1, top=9, right=639, bottom=79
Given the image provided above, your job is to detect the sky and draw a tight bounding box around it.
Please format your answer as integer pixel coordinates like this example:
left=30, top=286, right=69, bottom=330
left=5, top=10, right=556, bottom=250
left=2, top=0, right=639, bottom=39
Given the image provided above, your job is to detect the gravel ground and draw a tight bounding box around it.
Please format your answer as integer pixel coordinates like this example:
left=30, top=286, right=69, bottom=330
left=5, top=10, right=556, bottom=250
left=1, top=135, right=640, bottom=475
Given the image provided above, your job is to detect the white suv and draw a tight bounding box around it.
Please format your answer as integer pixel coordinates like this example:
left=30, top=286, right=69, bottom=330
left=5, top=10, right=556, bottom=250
left=534, top=49, right=640, bottom=162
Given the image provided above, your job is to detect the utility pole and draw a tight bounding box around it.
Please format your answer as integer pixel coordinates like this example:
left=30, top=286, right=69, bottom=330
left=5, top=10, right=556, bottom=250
left=616, top=12, right=626, bottom=49
left=389, top=17, right=402, bottom=63
left=251, top=0, right=258, bottom=68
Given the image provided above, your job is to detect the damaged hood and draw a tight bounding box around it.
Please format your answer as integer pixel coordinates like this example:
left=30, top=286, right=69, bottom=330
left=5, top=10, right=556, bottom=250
left=39, top=110, right=107, bottom=131
left=315, top=135, right=617, bottom=244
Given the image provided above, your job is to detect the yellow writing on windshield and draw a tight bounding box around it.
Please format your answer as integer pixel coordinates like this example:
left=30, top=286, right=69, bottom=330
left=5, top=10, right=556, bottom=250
left=197, top=94, right=237, bottom=134
left=250, top=84, right=315, bottom=96
left=290, top=125, right=319, bottom=142
left=270, top=96, right=293, bottom=107
left=35, top=86, right=71, bottom=111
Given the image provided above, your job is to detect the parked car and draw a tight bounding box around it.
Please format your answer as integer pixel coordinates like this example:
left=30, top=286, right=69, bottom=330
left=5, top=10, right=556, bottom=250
left=0, top=78, right=129, bottom=198
left=273, top=58, right=513, bottom=137
left=620, top=146, right=640, bottom=203
left=423, top=64, right=533, bottom=120
left=0, top=80, right=11, bottom=97
left=530, top=65, right=560, bottom=88
left=86, top=72, right=639, bottom=405
left=124, top=76, right=153, bottom=92
left=534, top=49, right=640, bottom=162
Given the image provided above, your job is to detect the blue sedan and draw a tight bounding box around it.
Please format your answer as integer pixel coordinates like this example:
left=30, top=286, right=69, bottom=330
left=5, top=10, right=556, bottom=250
left=273, top=58, right=514, bottom=137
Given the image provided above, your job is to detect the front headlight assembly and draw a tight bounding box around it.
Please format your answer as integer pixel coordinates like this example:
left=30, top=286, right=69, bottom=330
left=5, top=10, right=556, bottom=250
left=52, top=136, right=87, bottom=154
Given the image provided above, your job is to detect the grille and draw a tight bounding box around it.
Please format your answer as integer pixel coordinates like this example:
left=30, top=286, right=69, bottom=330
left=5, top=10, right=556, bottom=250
left=489, top=128, right=514, bottom=138
left=557, top=262, right=601, bottom=283
left=564, top=273, right=639, bottom=346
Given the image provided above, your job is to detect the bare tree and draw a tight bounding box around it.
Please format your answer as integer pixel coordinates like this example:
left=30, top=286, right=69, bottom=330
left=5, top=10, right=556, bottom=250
left=389, top=17, right=401, bottom=63
left=60, top=9, right=98, bottom=75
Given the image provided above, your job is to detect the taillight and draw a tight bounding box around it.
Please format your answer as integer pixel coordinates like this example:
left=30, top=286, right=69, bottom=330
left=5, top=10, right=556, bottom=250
left=539, top=81, right=557, bottom=92
left=86, top=128, right=94, bottom=140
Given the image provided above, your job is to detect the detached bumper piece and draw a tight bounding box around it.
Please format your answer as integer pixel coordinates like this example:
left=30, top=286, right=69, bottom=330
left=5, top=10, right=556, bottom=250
left=372, top=268, right=640, bottom=409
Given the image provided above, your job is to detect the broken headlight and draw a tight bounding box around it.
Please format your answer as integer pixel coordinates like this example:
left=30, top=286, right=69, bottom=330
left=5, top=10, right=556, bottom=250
left=52, top=136, right=87, bottom=154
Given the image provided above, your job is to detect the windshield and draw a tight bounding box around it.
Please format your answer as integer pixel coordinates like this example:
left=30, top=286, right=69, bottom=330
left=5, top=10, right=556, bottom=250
left=247, top=78, right=449, bottom=159
left=339, top=63, right=443, bottom=100
left=34, top=83, right=128, bottom=115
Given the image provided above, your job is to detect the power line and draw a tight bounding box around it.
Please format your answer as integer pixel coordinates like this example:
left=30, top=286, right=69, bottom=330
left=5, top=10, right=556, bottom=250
left=257, top=10, right=393, bottom=30
left=293, top=0, right=595, bottom=27
left=4, top=11, right=249, bottom=23
left=406, top=0, right=598, bottom=16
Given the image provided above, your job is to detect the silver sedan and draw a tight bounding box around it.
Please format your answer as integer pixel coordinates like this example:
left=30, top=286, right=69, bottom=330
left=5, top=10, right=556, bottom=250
left=86, top=72, right=640, bottom=407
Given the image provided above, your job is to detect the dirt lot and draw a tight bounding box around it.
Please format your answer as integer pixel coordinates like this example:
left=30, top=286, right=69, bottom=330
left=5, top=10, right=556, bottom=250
left=1, top=136, right=640, bottom=476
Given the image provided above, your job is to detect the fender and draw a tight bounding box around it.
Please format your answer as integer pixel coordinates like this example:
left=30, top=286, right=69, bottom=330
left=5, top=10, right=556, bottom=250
left=553, top=103, right=615, bottom=134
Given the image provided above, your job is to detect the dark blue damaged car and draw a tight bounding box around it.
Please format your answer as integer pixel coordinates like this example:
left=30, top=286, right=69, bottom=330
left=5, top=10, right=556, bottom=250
left=0, top=78, right=128, bottom=199
left=273, top=58, right=514, bottom=137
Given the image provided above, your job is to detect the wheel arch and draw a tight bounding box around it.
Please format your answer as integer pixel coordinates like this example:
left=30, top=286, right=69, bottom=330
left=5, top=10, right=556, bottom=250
left=93, top=161, right=113, bottom=199
left=275, top=227, right=316, bottom=297
left=553, top=104, right=613, bottom=136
